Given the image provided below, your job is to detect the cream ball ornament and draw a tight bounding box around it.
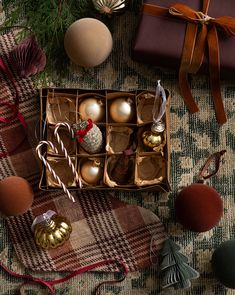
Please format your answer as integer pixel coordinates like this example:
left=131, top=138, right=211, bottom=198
left=78, top=98, right=105, bottom=122
left=80, top=159, right=103, bottom=185
left=64, top=18, right=113, bottom=67
left=109, top=98, right=134, bottom=123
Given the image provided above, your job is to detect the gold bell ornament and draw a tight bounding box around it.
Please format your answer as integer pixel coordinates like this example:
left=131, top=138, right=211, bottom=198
left=142, top=81, right=167, bottom=150
left=32, top=210, right=72, bottom=250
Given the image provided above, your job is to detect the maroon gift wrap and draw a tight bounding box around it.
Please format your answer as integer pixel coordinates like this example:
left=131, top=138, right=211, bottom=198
left=133, top=0, right=235, bottom=79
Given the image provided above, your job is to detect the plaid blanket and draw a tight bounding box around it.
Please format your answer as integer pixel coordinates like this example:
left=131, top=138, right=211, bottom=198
left=0, top=32, right=166, bottom=273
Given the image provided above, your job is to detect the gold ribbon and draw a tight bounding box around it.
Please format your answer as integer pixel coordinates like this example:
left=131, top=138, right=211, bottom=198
left=143, top=0, right=235, bottom=124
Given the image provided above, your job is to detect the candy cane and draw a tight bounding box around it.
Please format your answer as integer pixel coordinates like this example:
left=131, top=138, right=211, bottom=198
left=36, top=140, right=75, bottom=203
left=54, top=122, right=82, bottom=188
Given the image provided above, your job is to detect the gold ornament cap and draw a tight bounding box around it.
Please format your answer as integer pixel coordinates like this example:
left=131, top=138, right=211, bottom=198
left=32, top=210, right=72, bottom=250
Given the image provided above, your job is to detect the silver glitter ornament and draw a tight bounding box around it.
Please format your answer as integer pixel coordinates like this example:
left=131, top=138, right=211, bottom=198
left=74, top=119, right=103, bottom=154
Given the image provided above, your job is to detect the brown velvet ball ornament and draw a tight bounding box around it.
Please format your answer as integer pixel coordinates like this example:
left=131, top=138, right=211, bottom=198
left=175, top=183, right=223, bottom=232
left=0, top=176, right=34, bottom=216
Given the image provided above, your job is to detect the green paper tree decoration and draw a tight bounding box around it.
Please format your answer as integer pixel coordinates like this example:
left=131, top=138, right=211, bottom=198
left=160, top=239, right=199, bottom=290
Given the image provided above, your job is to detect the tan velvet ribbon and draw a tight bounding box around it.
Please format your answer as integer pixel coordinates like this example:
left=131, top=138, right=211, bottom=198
left=143, top=0, right=235, bottom=124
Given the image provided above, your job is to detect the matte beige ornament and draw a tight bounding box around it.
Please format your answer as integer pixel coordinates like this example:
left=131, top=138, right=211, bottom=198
left=92, top=0, right=127, bottom=15
left=109, top=98, right=134, bottom=123
left=64, top=18, right=113, bottom=67
left=78, top=98, right=105, bottom=122
left=80, top=159, right=103, bottom=185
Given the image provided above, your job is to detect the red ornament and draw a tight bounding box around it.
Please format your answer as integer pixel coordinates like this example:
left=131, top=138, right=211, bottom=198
left=175, top=150, right=226, bottom=233
left=175, top=183, right=223, bottom=232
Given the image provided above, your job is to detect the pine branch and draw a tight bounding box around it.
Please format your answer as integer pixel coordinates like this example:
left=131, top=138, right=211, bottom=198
left=2, top=0, right=100, bottom=78
left=2, top=0, right=142, bottom=80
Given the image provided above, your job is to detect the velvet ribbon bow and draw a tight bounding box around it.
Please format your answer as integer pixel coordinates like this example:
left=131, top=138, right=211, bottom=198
left=143, top=0, right=235, bottom=124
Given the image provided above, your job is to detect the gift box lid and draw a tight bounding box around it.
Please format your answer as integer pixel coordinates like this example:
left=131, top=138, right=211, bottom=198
left=133, top=0, right=235, bottom=79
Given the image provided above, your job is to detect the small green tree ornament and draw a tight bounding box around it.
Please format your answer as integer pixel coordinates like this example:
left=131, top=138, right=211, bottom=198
left=160, top=239, right=199, bottom=289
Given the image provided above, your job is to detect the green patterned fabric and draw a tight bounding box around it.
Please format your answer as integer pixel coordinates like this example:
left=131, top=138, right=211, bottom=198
left=1, top=9, right=235, bottom=295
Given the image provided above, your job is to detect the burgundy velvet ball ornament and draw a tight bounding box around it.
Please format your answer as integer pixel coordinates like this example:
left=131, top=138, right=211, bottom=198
left=175, top=183, right=223, bottom=232
left=175, top=151, right=226, bottom=233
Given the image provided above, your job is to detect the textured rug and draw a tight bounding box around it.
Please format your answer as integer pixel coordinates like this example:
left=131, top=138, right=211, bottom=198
left=1, top=8, right=235, bottom=295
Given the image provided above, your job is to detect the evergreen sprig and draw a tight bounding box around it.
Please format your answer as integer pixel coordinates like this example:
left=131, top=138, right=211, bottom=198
left=2, top=0, right=98, bottom=77
left=2, top=0, right=142, bottom=79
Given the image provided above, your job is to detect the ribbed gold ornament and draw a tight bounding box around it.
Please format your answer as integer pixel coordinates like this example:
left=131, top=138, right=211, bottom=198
left=92, top=0, right=127, bottom=15
left=33, top=212, right=72, bottom=250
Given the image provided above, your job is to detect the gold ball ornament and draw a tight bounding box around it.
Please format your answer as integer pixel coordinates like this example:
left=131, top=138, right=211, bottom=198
left=78, top=98, right=105, bottom=122
left=109, top=98, right=134, bottom=123
left=80, top=159, right=103, bottom=185
left=142, top=122, right=165, bottom=149
left=32, top=210, right=72, bottom=250
left=142, top=131, right=163, bottom=148
left=64, top=18, right=113, bottom=67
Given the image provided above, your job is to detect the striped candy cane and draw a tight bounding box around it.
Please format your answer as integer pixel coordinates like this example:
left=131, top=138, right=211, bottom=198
left=54, top=122, right=82, bottom=188
left=36, top=140, right=75, bottom=203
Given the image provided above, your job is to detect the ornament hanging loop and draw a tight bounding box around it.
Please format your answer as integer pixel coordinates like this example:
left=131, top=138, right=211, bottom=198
left=198, top=150, right=226, bottom=181
left=152, top=80, right=167, bottom=132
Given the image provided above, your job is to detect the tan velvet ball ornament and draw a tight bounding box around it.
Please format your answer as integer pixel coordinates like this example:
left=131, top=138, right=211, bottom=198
left=64, top=18, right=113, bottom=67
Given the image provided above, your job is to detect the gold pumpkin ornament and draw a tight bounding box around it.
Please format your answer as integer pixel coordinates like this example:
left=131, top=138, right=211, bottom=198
left=32, top=210, right=72, bottom=250
left=92, top=0, right=127, bottom=15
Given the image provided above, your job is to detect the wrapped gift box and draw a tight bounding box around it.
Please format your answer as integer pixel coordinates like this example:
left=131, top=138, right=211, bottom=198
left=38, top=88, right=171, bottom=193
left=133, top=0, right=235, bottom=79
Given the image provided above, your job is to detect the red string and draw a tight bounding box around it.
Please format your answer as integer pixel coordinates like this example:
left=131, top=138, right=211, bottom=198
left=76, top=118, right=93, bottom=143
left=0, top=259, right=128, bottom=295
left=0, top=57, right=27, bottom=158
